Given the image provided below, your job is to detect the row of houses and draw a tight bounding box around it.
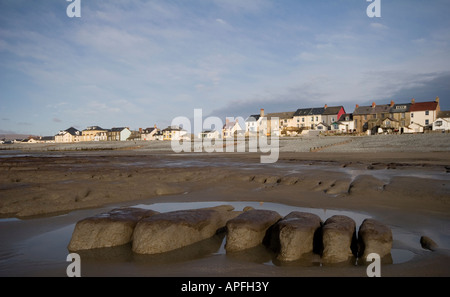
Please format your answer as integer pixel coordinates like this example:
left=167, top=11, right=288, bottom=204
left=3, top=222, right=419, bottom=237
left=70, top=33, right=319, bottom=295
left=243, top=97, right=449, bottom=136
left=51, top=125, right=191, bottom=143
left=13, top=97, right=448, bottom=144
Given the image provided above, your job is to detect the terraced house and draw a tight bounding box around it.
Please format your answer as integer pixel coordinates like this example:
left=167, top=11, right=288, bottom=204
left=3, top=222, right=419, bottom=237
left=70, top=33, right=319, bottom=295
left=353, top=98, right=441, bottom=134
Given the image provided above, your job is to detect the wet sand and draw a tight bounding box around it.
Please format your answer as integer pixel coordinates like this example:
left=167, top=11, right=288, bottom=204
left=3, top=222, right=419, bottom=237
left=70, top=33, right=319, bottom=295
left=0, top=136, right=449, bottom=277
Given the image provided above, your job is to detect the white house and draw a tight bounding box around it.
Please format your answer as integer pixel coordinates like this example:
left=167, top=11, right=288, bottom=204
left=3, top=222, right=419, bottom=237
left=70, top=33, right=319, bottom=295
left=223, top=119, right=244, bottom=138
left=108, top=127, right=132, bottom=141
left=245, top=109, right=265, bottom=135
left=55, top=127, right=82, bottom=143
left=432, top=118, right=450, bottom=131
left=403, top=122, right=424, bottom=134
left=331, top=114, right=355, bottom=133
left=409, top=97, right=440, bottom=128
left=141, top=126, right=159, bottom=141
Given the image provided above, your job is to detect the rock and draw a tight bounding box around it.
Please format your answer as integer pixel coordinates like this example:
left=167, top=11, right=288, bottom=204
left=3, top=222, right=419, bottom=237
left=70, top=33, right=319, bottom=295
left=321, top=215, right=357, bottom=263
left=358, top=219, right=393, bottom=259
left=132, top=206, right=238, bottom=254
left=420, top=236, right=439, bottom=251
left=225, top=209, right=282, bottom=252
left=68, top=207, right=158, bottom=252
left=272, top=212, right=322, bottom=262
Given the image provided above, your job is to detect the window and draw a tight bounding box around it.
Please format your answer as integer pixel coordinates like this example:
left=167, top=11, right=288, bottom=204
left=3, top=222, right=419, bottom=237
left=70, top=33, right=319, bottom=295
left=425, top=120, right=429, bottom=125
left=364, top=115, right=367, bottom=120
left=311, top=117, right=314, bottom=121
left=436, top=121, right=443, bottom=127
left=302, top=118, right=305, bottom=122
left=297, top=119, right=299, bottom=123
left=345, top=116, right=349, bottom=121
left=381, top=113, right=385, bottom=118
left=386, top=120, right=390, bottom=126
left=425, top=110, right=429, bottom=115
left=411, top=113, right=414, bottom=118
left=401, top=113, right=405, bottom=118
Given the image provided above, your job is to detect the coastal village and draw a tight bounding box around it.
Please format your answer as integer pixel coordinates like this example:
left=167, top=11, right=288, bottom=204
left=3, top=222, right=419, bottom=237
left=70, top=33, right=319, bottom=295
left=3, top=97, right=450, bottom=144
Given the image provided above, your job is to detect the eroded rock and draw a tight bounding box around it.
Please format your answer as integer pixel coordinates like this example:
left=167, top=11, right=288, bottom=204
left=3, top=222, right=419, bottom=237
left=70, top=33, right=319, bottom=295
left=322, top=215, right=357, bottom=263
left=272, top=212, right=322, bottom=262
left=225, top=209, right=282, bottom=252
left=68, top=207, right=158, bottom=252
left=358, top=218, right=393, bottom=258
left=132, top=206, right=238, bottom=254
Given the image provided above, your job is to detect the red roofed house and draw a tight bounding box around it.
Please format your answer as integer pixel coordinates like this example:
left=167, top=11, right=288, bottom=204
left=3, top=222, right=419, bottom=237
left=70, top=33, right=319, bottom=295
left=409, top=97, right=441, bottom=128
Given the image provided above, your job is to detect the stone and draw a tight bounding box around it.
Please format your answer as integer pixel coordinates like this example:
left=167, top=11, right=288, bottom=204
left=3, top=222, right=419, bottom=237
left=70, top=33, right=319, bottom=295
left=358, top=218, right=393, bottom=258
left=132, top=205, right=238, bottom=254
left=322, top=215, right=357, bottom=263
left=225, top=209, right=282, bottom=252
left=420, top=235, right=439, bottom=251
left=272, top=212, right=322, bottom=262
left=68, top=207, right=158, bottom=252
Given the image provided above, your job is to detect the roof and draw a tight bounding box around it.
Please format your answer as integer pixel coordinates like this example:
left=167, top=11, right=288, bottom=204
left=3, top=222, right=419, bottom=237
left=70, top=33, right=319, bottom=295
left=65, top=127, right=81, bottom=136
left=293, top=107, right=325, bottom=117
left=265, top=111, right=295, bottom=119
left=409, top=101, right=439, bottom=112
left=437, top=110, right=450, bottom=118
left=110, top=127, right=129, bottom=132
left=391, top=103, right=411, bottom=113
left=353, top=104, right=391, bottom=115
left=322, top=106, right=344, bottom=115
left=245, top=114, right=261, bottom=122
left=143, top=127, right=157, bottom=133
left=338, top=113, right=353, bottom=121
left=84, top=126, right=106, bottom=131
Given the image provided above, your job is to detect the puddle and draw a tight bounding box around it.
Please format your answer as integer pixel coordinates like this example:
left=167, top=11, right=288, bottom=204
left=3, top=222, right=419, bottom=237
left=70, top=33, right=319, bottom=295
left=0, top=201, right=430, bottom=276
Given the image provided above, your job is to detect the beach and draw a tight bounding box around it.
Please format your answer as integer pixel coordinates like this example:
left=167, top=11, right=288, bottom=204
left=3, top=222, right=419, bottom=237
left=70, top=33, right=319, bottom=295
left=0, top=134, right=449, bottom=277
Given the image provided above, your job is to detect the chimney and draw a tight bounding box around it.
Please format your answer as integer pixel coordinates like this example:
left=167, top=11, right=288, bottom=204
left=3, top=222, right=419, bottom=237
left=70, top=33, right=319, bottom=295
left=139, top=128, right=143, bottom=133
left=372, top=102, right=376, bottom=108
left=260, top=108, right=265, bottom=117
left=435, top=96, right=440, bottom=103
left=154, top=124, right=157, bottom=129
left=411, top=98, right=415, bottom=104
left=390, top=100, right=395, bottom=107
left=324, top=104, right=328, bottom=109
left=355, top=104, right=359, bottom=109
left=226, top=118, right=230, bottom=125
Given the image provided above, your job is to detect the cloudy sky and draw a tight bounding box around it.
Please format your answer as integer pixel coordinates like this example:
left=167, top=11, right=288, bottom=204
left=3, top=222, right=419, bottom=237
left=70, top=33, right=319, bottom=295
left=1, top=0, right=449, bottom=136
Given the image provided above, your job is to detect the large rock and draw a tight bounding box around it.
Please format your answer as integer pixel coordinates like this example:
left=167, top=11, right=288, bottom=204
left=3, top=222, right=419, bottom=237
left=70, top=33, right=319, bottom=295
left=358, top=219, right=393, bottom=259
left=272, top=212, right=322, bottom=262
left=322, top=215, right=357, bottom=263
left=68, top=207, right=158, bottom=252
left=132, top=205, right=239, bottom=254
left=225, top=209, right=282, bottom=252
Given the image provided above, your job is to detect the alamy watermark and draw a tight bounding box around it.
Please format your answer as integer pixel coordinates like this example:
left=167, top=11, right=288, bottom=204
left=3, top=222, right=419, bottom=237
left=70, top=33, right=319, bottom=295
left=366, top=0, right=381, bottom=18
left=66, top=0, right=81, bottom=18
left=170, top=109, right=279, bottom=164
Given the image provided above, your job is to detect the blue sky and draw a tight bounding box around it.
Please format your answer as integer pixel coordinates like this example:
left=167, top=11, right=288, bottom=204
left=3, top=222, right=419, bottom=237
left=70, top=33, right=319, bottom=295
left=1, top=0, right=449, bottom=136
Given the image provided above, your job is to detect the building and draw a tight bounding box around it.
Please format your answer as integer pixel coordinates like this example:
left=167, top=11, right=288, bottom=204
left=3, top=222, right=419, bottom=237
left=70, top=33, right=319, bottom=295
left=353, top=102, right=393, bottom=134
left=162, top=126, right=188, bottom=141
left=55, top=127, right=82, bottom=143
left=107, top=127, right=131, bottom=141
left=321, top=105, right=346, bottom=127
left=265, top=111, right=295, bottom=136
left=409, top=97, right=440, bottom=128
left=140, top=126, right=159, bottom=141
left=222, top=119, right=244, bottom=138
left=82, top=126, right=108, bottom=142
left=432, top=110, right=450, bottom=131
left=245, top=109, right=264, bottom=135
left=331, top=113, right=355, bottom=133
left=292, top=107, right=325, bottom=130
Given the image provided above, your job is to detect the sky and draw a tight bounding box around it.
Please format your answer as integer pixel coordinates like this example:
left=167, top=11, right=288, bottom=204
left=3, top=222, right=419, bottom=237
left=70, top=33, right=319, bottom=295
left=1, top=0, right=450, bottom=136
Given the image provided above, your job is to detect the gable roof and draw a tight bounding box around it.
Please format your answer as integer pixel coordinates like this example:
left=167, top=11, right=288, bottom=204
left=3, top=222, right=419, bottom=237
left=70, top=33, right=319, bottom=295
left=245, top=114, right=261, bottom=122
left=110, top=127, right=129, bottom=132
left=293, top=107, right=325, bottom=117
left=338, top=113, right=353, bottom=121
left=65, top=127, right=81, bottom=136
left=322, top=106, right=344, bottom=115
left=409, top=101, right=439, bottom=112
left=437, top=110, right=450, bottom=118
left=353, top=104, right=391, bottom=115
left=265, top=111, right=295, bottom=120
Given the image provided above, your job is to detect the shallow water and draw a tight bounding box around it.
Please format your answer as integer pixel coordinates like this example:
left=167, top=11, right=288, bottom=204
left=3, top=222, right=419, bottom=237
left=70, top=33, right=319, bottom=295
left=0, top=201, right=424, bottom=276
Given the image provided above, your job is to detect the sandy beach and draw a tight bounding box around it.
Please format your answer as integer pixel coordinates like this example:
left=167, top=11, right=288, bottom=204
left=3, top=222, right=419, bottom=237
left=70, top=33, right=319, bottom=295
left=0, top=134, right=449, bottom=277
